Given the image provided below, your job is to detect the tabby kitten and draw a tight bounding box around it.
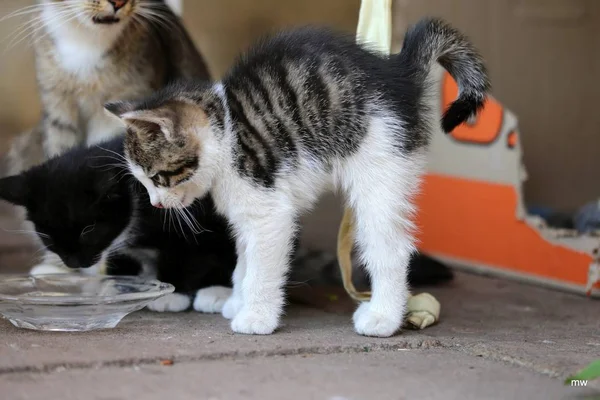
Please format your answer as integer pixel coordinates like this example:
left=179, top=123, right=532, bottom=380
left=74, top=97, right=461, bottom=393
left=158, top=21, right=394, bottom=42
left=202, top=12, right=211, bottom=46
left=107, top=18, right=490, bottom=337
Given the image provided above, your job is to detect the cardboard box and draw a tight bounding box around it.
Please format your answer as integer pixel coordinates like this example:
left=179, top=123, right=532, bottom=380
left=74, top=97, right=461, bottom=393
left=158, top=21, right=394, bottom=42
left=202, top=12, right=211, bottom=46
left=392, top=0, right=600, bottom=296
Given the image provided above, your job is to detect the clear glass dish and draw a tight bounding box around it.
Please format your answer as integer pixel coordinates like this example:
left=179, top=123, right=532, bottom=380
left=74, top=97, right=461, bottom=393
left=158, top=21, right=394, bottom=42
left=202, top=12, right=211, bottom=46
left=0, top=274, right=174, bottom=332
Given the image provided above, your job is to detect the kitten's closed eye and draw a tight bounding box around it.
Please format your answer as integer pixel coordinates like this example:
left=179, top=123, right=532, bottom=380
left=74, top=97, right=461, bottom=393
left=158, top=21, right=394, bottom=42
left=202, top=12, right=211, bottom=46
left=149, top=159, right=198, bottom=187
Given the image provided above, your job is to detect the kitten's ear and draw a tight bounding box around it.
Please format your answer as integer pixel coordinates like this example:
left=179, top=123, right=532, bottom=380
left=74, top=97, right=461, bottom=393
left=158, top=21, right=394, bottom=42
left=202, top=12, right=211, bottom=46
left=106, top=101, right=176, bottom=141
left=104, top=101, right=136, bottom=118
left=0, top=174, right=28, bottom=206
left=122, top=109, right=176, bottom=141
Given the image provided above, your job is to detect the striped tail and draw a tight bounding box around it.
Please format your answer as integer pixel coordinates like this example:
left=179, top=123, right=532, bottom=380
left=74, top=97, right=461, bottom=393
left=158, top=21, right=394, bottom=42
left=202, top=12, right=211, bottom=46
left=396, top=18, right=490, bottom=133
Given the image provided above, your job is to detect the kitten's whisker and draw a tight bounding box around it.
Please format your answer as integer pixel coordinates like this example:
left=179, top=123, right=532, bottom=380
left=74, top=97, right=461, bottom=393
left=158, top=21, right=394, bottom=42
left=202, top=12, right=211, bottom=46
left=179, top=203, right=204, bottom=234
left=97, top=147, right=128, bottom=163
left=30, top=10, right=83, bottom=47
left=114, top=171, right=133, bottom=183
left=6, top=8, right=77, bottom=52
left=2, top=3, right=80, bottom=48
left=32, top=244, right=51, bottom=258
left=1, top=228, right=50, bottom=239
left=136, top=9, right=179, bottom=33
left=0, top=3, right=79, bottom=22
left=172, top=207, right=189, bottom=242
left=2, top=14, right=45, bottom=46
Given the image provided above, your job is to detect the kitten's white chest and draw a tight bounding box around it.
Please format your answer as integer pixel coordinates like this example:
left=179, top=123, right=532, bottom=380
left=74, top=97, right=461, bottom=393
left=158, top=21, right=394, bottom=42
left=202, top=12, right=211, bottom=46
left=55, top=39, right=105, bottom=77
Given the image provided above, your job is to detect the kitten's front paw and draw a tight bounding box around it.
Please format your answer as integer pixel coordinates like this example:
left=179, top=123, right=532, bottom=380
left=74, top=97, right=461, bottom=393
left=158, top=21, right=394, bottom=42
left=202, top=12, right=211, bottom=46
left=30, top=264, right=70, bottom=276
left=221, top=295, right=243, bottom=320
left=231, top=306, right=280, bottom=335
left=193, top=286, right=232, bottom=313
left=147, top=293, right=191, bottom=312
left=353, top=301, right=402, bottom=338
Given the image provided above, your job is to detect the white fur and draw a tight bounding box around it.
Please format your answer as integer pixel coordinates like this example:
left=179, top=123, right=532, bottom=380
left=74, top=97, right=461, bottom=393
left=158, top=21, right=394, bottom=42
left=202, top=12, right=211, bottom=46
left=29, top=263, right=70, bottom=276
left=37, top=0, right=133, bottom=157
left=129, top=85, right=423, bottom=337
left=30, top=251, right=70, bottom=276
left=147, top=293, right=191, bottom=312
left=193, top=286, right=232, bottom=313
left=40, top=2, right=128, bottom=78
left=221, top=242, right=246, bottom=319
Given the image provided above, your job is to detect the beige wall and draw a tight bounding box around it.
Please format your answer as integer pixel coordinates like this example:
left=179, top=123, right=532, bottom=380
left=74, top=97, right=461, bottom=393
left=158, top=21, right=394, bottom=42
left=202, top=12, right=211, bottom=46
left=0, top=0, right=40, bottom=152
left=392, top=0, right=600, bottom=212
left=182, top=0, right=361, bottom=78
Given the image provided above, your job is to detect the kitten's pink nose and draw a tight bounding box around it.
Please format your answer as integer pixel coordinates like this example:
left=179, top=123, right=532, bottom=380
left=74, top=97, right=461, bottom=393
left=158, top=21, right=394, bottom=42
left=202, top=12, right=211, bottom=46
left=108, top=0, right=127, bottom=12
left=154, top=202, right=164, bottom=209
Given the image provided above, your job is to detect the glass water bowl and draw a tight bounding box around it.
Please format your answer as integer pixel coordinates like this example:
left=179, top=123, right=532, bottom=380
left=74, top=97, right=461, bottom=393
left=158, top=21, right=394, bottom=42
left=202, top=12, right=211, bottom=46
left=0, top=274, right=174, bottom=332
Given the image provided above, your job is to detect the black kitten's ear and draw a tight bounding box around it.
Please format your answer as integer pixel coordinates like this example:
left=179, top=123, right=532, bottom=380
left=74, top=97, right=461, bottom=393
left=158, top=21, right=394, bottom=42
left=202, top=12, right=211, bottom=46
left=0, top=174, right=28, bottom=206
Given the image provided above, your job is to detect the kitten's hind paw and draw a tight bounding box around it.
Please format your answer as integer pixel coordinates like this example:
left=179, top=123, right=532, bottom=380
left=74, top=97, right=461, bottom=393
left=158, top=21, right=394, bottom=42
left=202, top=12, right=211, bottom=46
left=231, top=306, right=280, bottom=335
left=221, top=295, right=243, bottom=320
left=147, top=293, right=191, bottom=312
left=193, top=286, right=232, bottom=313
left=30, top=264, right=70, bottom=276
left=353, top=301, right=402, bottom=338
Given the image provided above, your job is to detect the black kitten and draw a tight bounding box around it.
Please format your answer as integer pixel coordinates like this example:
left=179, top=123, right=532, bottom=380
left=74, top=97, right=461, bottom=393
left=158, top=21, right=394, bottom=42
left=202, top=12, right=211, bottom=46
left=0, top=136, right=238, bottom=312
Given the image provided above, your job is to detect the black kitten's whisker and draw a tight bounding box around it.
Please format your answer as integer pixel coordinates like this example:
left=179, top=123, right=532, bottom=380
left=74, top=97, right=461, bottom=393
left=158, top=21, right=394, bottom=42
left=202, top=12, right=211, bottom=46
left=1, top=228, right=50, bottom=239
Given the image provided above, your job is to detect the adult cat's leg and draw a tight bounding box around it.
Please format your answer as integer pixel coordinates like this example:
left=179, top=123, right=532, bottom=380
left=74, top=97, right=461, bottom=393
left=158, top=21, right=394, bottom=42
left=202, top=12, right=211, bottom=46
left=230, top=200, right=296, bottom=335
left=221, top=239, right=247, bottom=319
left=341, top=130, right=425, bottom=337
left=41, top=95, right=80, bottom=158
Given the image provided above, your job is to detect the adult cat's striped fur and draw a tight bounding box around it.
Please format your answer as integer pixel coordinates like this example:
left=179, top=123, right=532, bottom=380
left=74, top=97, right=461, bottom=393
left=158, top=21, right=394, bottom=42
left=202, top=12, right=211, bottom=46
left=107, top=18, right=490, bottom=337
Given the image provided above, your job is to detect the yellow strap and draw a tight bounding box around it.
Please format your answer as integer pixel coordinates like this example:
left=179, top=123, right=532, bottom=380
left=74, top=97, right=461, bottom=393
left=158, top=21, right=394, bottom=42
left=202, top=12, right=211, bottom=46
left=356, top=0, right=392, bottom=55
left=337, top=207, right=371, bottom=302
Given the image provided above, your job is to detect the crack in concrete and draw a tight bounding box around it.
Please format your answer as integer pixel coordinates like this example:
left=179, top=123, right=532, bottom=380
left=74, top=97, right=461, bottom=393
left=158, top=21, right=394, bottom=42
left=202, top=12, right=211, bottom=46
left=0, top=337, right=587, bottom=383
left=0, top=339, right=444, bottom=375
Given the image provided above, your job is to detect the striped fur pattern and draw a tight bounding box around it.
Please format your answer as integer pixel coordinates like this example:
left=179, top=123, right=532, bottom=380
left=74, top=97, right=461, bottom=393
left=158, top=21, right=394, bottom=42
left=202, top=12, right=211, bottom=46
left=6, top=0, right=209, bottom=169
left=109, top=18, right=490, bottom=337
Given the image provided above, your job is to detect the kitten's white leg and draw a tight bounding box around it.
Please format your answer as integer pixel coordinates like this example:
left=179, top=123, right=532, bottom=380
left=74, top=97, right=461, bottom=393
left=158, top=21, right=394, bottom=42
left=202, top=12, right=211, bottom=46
left=230, top=205, right=296, bottom=335
left=147, top=293, right=191, bottom=312
left=341, top=133, right=425, bottom=337
left=222, top=240, right=247, bottom=319
left=194, top=286, right=232, bottom=313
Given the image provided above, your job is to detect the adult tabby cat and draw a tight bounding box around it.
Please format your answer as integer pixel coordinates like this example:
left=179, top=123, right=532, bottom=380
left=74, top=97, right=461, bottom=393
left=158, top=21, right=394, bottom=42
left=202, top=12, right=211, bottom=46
left=6, top=0, right=209, bottom=172
left=107, top=18, right=490, bottom=337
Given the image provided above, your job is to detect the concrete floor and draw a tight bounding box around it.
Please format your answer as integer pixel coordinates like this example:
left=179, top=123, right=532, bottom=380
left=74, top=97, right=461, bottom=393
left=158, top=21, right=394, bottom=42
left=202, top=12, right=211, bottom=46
left=1, top=272, right=599, bottom=400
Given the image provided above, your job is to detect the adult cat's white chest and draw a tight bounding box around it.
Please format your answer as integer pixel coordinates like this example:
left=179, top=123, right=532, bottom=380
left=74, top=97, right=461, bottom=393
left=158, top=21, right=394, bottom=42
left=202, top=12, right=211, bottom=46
left=42, top=9, right=123, bottom=78
left=54, top=38, right=107, bottom=77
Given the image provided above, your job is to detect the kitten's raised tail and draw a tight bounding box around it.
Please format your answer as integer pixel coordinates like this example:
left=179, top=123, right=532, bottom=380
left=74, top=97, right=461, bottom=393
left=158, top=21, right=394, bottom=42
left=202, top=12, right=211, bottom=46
left=397, top=18, right=490, bottom=133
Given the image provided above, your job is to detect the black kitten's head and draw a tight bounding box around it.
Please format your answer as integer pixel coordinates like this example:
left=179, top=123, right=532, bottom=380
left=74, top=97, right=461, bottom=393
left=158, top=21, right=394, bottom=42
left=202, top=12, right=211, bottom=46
left=0, top=138, right=133, bottom=269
